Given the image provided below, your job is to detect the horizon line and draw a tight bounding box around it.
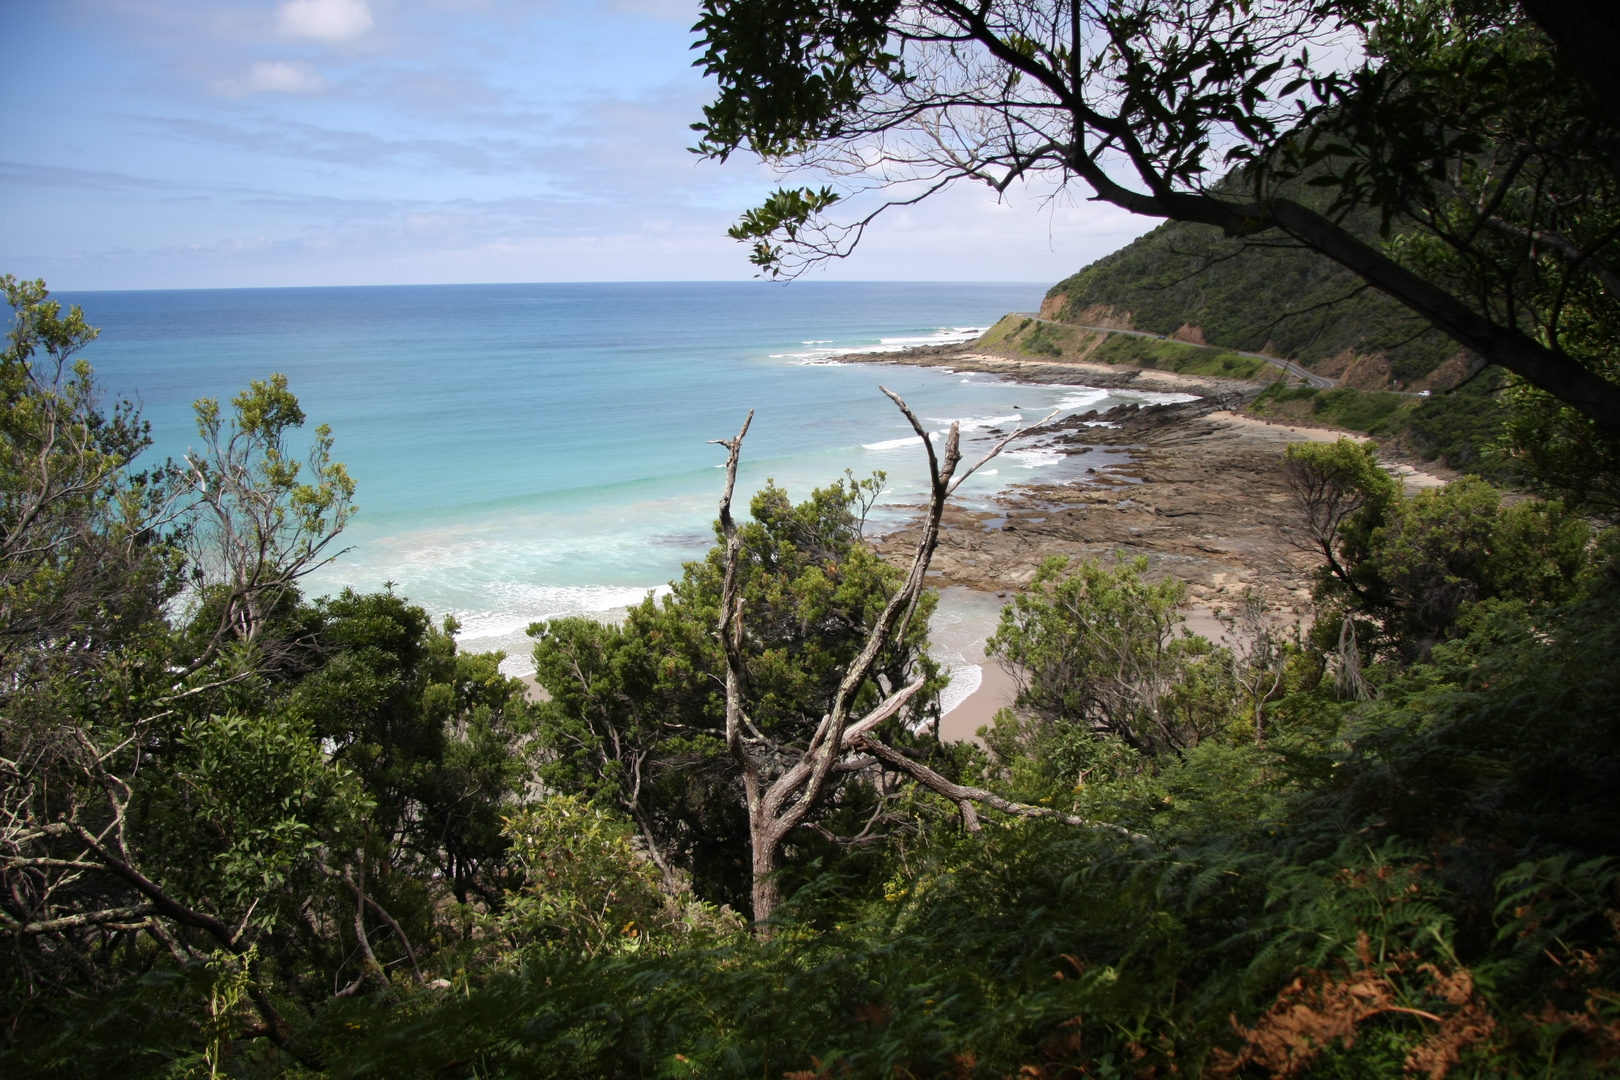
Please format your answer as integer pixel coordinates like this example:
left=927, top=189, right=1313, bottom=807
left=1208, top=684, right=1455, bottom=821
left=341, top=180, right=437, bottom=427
left=48, top=278, right=1051, bottom=295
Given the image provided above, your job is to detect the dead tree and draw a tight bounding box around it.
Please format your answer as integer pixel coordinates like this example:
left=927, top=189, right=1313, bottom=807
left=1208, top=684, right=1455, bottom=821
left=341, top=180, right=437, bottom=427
left=713, top=389, right=1140, bottom=932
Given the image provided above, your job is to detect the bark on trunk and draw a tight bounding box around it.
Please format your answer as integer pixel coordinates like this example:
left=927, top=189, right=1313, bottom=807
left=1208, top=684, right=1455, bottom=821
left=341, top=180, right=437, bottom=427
left=710, top=395, right=1061, bottom=937
left=750, top=826, right=782, bottom=932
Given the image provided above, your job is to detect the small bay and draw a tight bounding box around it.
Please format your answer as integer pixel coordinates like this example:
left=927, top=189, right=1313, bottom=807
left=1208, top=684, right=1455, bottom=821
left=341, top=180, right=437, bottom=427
left=64, top=281, right=1183, bottom=671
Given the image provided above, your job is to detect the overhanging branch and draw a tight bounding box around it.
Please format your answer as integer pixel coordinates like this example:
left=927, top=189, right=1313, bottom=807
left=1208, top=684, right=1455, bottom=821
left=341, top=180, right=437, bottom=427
left=853, top=735, right=1147, bottom=842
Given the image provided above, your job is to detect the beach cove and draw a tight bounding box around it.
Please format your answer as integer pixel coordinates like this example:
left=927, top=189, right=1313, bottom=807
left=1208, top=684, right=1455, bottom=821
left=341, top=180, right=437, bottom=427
left=61, top=280, right=1447, bottom=739
left=65, top=282, right=1190, bottom=708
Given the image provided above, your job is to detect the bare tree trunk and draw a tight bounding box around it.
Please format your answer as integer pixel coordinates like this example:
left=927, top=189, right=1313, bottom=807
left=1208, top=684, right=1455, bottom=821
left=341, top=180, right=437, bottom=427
left=750, top=830, right=781, bottom=931
left=711, top=392, right=1064, bottom=933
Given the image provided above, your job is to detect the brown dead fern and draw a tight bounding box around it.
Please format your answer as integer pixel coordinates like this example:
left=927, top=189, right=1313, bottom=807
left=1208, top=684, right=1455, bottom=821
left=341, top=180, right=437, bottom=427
left=1206, top=933, right=1496, bottom=1079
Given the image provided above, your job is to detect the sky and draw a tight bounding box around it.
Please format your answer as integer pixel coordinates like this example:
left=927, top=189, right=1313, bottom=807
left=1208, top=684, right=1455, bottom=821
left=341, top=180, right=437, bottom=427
left=1, top=0, right=1154, bottom=290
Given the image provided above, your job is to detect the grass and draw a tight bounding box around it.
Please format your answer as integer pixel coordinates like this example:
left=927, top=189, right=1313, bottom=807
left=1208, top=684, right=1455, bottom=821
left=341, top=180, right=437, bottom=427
left=975, top=315, right=1276, bottom=380
left=1090, top=333, right=1273, bottom=380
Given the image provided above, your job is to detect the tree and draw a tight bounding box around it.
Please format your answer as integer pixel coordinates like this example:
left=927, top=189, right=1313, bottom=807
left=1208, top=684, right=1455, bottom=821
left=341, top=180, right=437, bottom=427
left=693, top=0, right=1620, bottom=435
left=1283, top=437, right=1591, bottom=665
left=533, top=467, right=942, bottom=911
left=0, top=275, right=184, bottom=684
left=185, top=374, right=356, bottom=658
left=282, top=592, right=535, bottom=908
left=984, top=555, right=1235, bottom=771
left=0, top=290, right=408, bottom=1058
left=708, top=393, right=1154, bottom=927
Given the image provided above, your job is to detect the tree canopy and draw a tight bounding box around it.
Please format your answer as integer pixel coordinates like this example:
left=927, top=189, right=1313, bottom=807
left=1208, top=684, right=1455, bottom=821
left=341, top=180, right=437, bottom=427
left=694, top=0, right=1620, bottom=436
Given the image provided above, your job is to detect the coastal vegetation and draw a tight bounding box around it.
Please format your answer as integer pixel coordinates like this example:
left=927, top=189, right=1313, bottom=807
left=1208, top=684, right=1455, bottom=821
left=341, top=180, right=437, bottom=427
left=978, top=315, right=1277, bottom=381
left=6, top=0, right=1620, bottom=1075
left=6, top=243, right=1620, bottom=1076
left=1250, top=378, right=1512, bottom=479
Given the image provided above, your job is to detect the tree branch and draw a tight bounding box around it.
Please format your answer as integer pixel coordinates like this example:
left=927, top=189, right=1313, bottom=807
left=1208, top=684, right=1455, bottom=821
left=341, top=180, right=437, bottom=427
left=852, top=735, right=1147, bottom=842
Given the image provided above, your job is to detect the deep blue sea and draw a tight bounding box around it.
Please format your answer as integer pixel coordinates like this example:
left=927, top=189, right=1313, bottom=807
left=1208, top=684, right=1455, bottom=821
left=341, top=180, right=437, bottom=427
left=63, top=281, right=1189, bottom=691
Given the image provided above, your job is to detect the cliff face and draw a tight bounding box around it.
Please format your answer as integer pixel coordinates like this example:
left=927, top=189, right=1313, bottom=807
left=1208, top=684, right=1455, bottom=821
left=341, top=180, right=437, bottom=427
left=1039, top=215, right=1470, bottom=392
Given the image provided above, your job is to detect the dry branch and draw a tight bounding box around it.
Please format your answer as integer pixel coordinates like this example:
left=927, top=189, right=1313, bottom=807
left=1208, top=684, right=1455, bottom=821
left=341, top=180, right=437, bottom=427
left=852, top=734, right=1147, bottom=842
left=712, top=389, right=1075, bottom=929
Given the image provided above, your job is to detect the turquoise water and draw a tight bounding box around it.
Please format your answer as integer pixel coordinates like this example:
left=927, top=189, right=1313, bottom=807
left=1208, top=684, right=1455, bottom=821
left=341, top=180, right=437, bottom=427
left=63, top=282, right=1189, bottom=677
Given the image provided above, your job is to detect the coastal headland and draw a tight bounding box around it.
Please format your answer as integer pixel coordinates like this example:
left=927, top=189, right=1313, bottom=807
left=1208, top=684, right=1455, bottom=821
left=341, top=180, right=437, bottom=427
left=848, top=336, right=1454, bottom=737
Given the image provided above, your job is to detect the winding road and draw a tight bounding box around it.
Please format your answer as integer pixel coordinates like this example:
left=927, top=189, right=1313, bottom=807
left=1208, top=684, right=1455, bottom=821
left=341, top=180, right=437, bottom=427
left=1014, top=313, right=1339, bottom=389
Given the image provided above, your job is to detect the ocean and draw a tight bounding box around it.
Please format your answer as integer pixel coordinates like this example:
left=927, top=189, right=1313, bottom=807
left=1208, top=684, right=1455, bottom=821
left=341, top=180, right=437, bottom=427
left=62, top=281, right=1191, bottom=709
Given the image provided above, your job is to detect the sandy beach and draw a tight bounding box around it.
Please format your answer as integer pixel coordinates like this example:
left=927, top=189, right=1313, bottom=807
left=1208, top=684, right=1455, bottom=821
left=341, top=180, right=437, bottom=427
left=939, top=659, right=1019, bottom=743
left=516, top=338, right=1454, bottom=743
left=862, top=341, right=1457, bottom=744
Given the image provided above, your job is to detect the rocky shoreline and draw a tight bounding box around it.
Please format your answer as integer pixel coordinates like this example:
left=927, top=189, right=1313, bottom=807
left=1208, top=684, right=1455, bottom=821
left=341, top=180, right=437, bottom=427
left=858, top=344, right=1452, bottom=618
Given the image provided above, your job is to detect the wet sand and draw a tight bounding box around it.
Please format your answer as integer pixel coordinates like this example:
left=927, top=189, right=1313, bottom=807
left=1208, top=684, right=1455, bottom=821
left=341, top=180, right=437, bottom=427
left=856, top=344, right=1457, bottom=745
left=939, top=660, right=1019, bottom=745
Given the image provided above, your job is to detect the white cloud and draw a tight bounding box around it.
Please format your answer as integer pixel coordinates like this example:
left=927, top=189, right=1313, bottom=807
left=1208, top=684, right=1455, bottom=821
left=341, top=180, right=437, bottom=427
left=277, top=0, right=374, bottom=43
left=212, top=60, right=327, bottom=96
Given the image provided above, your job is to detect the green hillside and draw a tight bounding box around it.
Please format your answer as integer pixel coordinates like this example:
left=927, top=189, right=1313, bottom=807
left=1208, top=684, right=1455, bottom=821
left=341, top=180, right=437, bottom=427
left=1042, top=214, right=1463, bottom=389
left=975, top=313, right=1278, bottom=380
left=960, top=215, right=1512, bottom=477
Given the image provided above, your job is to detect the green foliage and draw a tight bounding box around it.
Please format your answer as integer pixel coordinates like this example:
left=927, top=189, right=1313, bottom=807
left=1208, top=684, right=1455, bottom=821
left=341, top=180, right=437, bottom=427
left=1302, top=386, right=1410, bottom=433
left=1045, top=211, right=1461, bottom=385
left=283, top=590, right=535, bottom=904
left=1021, top=318, right=1065, bottom=357
left=1285, top=438, right=1591, bottom=664
left=187, top=372, right=357, bottom=648
left=327, top=552, right=1620, bottom=1079
left=1500, top=381, right=1620, bottom=522
left=0, top=275, right=181, bottom=673
left=987, top=555, right=1237, bottom=770
left=0, top=285, right=554, bottom=1073
left=1401, top=377, right=1509, bottom=475
left=1251, top=378, right=1511, bottom=478
left=530, top=471, right=941, bottom=911
left=691, top=0, right=900, bottom=161
left=139, top=712, right=367, bottom=932
left=491, top=797, right=740, bottom=958
left=724, top=186, right=842, bottom=274
left=493, top=797, right=674, bottom=955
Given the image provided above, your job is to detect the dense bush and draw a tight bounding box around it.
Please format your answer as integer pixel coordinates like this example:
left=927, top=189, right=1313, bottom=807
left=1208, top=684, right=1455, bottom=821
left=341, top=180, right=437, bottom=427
left=322, top=565, right=1620, bottom=1078
left=1250, top=380, right=1511, bottom=479
left=1044, top=207, right=1462, bottom=385
left=5, top=278, right=1619, bottom=1079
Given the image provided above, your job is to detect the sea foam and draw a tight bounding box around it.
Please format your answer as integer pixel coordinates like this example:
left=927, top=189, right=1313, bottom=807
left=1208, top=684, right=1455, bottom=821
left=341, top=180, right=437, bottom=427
left=939, top=664, right=985, bottom=717
left=81, top=282, right=1189, bottom=683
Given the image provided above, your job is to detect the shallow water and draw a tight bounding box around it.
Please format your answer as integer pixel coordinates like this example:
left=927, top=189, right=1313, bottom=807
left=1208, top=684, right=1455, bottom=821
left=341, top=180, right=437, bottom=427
left=63, top=281, right=1190, bottom=673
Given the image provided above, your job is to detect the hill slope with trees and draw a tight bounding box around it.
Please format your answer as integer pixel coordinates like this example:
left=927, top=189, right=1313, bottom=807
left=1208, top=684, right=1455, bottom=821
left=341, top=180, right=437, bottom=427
left=11, top=0, right=1620, bottom=1071
left=1040, top=213, right=1467, bottom=391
